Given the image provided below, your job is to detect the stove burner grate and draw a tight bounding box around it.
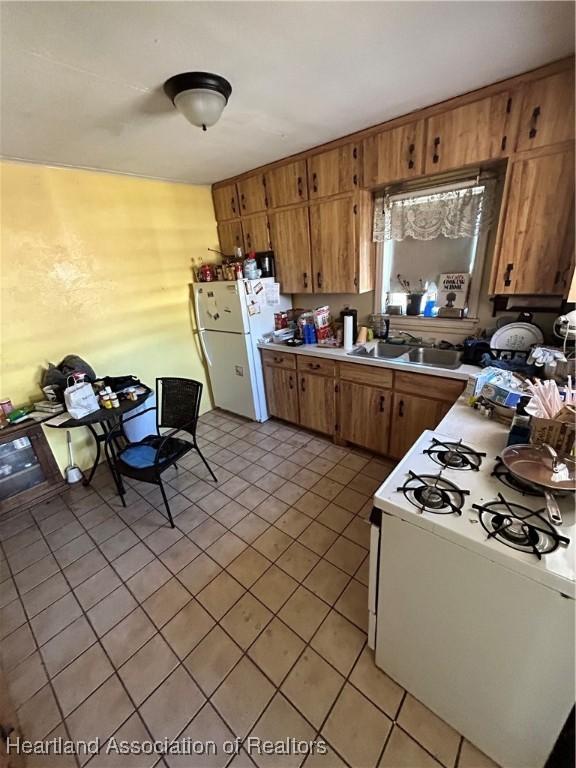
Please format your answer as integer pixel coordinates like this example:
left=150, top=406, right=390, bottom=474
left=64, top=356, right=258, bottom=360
left=473, top=493, right=569, bottom=558
left=491, top=457, right=544, bottom=496
left=398, top=471, right=469, bottom=515
left=424, top=438, right=486, bottom=471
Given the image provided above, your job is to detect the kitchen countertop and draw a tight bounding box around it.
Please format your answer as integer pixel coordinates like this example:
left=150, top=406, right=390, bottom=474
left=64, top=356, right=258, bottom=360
left=257, top=340, right=479, bottom=381
left=437, top=393, right=508, bottom=454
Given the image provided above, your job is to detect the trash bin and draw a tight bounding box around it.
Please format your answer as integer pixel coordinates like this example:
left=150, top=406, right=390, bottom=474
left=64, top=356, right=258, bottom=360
left=123, top=394, right=157, bottom=443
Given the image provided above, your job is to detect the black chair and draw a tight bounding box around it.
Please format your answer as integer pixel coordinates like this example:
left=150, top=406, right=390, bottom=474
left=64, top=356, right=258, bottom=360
left=104, top=377, right=217, bottom=528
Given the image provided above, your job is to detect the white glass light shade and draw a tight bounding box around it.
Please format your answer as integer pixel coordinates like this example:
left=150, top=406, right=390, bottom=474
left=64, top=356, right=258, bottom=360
left=173, top=88, right=227, bottom=129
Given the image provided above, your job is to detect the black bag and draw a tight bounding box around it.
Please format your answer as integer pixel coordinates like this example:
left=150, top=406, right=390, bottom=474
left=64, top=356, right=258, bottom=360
left=42, top=355, right=97, bottom=402
left=103, top=375, right=141, bottom=393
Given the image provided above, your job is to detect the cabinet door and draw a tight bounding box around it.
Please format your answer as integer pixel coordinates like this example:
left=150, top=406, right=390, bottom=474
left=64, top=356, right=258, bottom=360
left=309, top=196, right=356, bottom=293
left=237, top=174, right=268, bottom=215
left=266, top=160, right=308, bottom=207
left=298, top=373, right=335, bottom=435
left=363, top=121, right=425, bottom=186
left=307, top=143, right=361, bottom=199
left=213, top=183, right=240, bottom=221
left=339, top=381, right=392, bottom=455
left=217, top=220, right=243, bottom=256
left=268, top=205, right=312, bottom=293
left=389, top=394, right=450, bottom=460
left=516, top=69, right=575, bottom=152
left=492, top=145, right=575, bottom=295
left=425, top=92, right=513, bottom=173
left=242, top=214, right=271, bottom=252
left=263, top=366, right=299, bottom=424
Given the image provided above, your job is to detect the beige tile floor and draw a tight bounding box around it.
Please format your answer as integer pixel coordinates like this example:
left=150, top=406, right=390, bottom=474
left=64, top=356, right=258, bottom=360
left=0, top=410, right=499, bottom=768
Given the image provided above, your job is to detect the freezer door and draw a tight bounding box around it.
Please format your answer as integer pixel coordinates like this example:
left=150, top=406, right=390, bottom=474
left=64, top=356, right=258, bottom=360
left=202, top=330, right=259, bottom=420
left=194, top=282, right=248, bottom=333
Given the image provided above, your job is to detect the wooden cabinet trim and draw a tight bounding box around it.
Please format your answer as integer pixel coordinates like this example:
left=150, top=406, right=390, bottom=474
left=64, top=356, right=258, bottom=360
left=338, top=361, right=393, bottom=388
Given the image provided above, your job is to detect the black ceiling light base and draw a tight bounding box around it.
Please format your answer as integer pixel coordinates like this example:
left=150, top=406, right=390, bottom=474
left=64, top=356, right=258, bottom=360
left=163, top=72, right=232, bottom=105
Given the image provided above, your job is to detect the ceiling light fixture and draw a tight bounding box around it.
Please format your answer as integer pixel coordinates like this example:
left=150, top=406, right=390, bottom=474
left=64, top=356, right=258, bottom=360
left=163, top=72, right=232, bottom=131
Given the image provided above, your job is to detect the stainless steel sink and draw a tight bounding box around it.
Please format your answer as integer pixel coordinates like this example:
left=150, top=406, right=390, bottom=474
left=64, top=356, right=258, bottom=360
left=349, top=341, right=408, bottom=359
left=406, top=347, right=462, bottom=369
left=348, top=342, right=462, bottom=369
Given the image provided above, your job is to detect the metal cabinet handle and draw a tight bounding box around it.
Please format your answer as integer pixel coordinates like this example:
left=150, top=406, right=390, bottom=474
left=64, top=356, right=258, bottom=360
left=241, top=193, right=246, bottom=211
left=352, top=146, right=358, bottom=160
left=301, top=377, right=306, bottom=393
left=246, top=232, right=252, bottom=248
left=529, top=106, right=541, bottom=139
left=432, top=136, right=440, bottom=164
left=312, top=172, right=318, bottom=193
left=273, top=356, right=283, bottom=363
left=231, top=197, right=237, bottom=214
left=503, top=262, right=514, bottom=287
left=317, top=272, right=323, bottom=288
left=399, top=399, right=405, bottom=417
left=297, top=176, right=304, bottom=197
left=353, top=173, right=358, bottom=186
left=303, top=272, right=308, bottom=289
left=288, top=375, right=294, bottom=390
left=379, top=395, right=385, bottom=412
left=309, top=363, right=321, bottom=370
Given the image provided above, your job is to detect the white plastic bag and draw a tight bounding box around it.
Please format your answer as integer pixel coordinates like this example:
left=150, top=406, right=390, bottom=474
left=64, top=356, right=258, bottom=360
left=64, top=379, right=100, bottom=419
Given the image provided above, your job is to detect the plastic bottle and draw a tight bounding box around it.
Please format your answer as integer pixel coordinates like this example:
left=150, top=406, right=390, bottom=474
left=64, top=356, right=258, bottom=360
left=423, top=282, right=438, bottom=317
left=506, top=397, right=532, bottom=446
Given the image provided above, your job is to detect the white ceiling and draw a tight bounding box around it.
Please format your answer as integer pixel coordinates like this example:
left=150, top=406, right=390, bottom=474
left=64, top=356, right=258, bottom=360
left=1, top=1, right=574, bottom=185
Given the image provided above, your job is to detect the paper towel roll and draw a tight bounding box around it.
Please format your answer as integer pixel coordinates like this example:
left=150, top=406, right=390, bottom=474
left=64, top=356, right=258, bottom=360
left=343, top=314, right=354, bottom=351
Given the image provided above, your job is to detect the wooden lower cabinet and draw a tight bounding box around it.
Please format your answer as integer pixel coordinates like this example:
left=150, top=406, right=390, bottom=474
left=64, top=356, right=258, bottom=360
left=339, top=381, right=392, bottom=454
left=388, top=393, right=451, bottom=460
left=298, top=372, right=335, bottom=435
left=263, top=365, right=299, bottom=423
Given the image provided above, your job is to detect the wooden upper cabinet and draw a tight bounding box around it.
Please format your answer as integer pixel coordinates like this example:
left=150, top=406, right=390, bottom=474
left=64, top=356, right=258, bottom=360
left=242, top=214, right=271, bottom=253
left=339, top=381, right=392, bottom=455
left=491, top=144, right=575, bottom=296
left=307, top=143, right=361, bottom=199
left=217, top=220, right=243, bottom=255
left=425, top=92, right=513, bottom=173
left=309, top=192, right=373, bottom=294
left=363, top=121, right=425, bottom=186
left=515, top=68, right=575, bottom=152
left=266, top=160, right=308, bottom=208
left=237, top=174, right=268, bottom=215
left=268, top=204, right=312, bottom=294
left=213, top=183, right=240, bottom=221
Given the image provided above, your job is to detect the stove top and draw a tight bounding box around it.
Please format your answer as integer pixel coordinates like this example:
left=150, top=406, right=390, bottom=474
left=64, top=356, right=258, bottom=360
left=491, top=457, right=544, bottom=496
left=373, top=429, right=575, bottom=595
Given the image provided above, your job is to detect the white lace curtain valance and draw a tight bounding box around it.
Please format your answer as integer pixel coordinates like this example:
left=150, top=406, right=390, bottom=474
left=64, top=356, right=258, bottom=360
left=373, top=182, right=497, bottom=242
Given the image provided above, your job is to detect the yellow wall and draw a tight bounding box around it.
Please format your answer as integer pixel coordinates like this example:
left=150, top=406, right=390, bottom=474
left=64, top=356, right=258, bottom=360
left=0, top=161, right=218, bottom=473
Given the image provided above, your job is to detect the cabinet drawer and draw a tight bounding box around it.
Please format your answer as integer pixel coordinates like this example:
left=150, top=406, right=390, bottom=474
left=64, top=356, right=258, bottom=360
left=394, top=372, right=465, bottom=402
left=261, top=350, right=296, bottom=370
left=296, top=356, right=335, bottom=376
left=338, top=362, right=393, bottom=389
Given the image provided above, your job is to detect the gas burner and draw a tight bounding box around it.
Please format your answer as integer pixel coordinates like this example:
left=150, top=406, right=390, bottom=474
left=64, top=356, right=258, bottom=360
left=424, top=438, right=486, bottom=471
left=491, top=457, right=544, bottom=496
left=474, top=493, right=569, bottom=559
left=398, top=471, right=469, bottom=515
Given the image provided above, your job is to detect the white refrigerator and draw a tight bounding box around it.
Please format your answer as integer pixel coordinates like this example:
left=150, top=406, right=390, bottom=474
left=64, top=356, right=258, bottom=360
left=192, top=279, right=291, bottom=422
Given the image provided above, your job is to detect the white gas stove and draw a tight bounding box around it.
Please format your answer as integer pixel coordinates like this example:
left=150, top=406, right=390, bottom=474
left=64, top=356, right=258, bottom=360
left=369, top=428, right=575, bottom=768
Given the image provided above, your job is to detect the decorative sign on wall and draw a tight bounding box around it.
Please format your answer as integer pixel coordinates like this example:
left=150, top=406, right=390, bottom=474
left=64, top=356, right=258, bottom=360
left=437, top=272, right=470, bottom=310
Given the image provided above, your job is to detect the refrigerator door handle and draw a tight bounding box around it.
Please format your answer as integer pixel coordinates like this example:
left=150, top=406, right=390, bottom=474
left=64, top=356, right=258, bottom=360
left=198, top=330, right=212, bottom=368
left=192, top=289, right=211, bottom=367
